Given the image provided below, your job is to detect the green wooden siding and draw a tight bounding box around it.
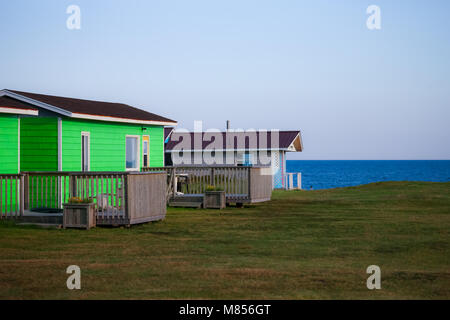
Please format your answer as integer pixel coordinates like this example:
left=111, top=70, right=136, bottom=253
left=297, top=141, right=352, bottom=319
left=0, top=114, right=19, bottom=212
left=62, top=118, right=164, bottom=171
left=0, top=114, right=19, bottom=174
left=20, top=117, right=58, bottom=171
left=0, top=179, right=19, bottom=213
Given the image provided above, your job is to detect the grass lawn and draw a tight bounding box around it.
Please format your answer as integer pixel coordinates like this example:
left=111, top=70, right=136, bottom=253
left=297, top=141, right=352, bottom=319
left=0, top=181, right=449, bottom=299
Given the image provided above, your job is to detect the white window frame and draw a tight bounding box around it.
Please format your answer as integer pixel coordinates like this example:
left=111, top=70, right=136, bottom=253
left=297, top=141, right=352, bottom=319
left=18, top=117, right=21, bottom=173
left=81, top=132, right=90, bottom=171
left=142, top=135, right=150, bottom=168
left=125, top=135, right=140, bottom=171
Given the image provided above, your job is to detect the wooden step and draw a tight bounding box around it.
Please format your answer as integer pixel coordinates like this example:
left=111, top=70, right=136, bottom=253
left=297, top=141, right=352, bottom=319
left=19, top=213, right=63, bottom=225
left=170, top=196, right=204, bottom=203
left=168, top=201, right=203, bottom=208
left=17, top=222, right=61, bottom=228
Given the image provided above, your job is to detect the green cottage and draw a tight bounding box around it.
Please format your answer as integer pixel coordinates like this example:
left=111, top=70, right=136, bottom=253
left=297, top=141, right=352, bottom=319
left=0, top=89, right=177, bottom=173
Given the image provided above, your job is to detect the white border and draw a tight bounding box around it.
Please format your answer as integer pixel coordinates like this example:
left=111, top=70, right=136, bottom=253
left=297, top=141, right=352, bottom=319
left=125, top=135, right=140, bottom=171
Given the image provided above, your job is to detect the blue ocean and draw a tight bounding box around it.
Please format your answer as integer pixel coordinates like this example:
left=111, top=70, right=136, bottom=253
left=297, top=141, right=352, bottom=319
left=286, top=160, right=450, bottom=190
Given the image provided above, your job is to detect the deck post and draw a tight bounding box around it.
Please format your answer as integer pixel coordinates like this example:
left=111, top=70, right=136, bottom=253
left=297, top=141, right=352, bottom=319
left=292, top=174, right=295, bottom=189
left=172, top=167, right=176, bottom=198
left=19, top=174, right=25, bottom=216
left=124, top=173, right=129, bottom=221
left=23, top=173, right=29, bottom=211
left=70, top=174, right=77, bottom=198
left=297, top=173, right=302, bottom=189
left=247, top=167, right=252, bottom=201
left=211, top=168, right=215, bottom=186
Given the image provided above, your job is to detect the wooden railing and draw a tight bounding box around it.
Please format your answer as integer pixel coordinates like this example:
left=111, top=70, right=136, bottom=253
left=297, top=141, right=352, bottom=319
left=285, top=172, right=302, bottom=190
left=125, top=171, right=167, bottom=224
left=26, top=172, right=70, bottom=211
left=250, top=167, right=273, bottom=202
left=1, top=171, right=167, bottom=225
left=23, top=172, right=126, bottom=215
left=143, top=166, right=272, bottom=203
left=67, top=172, right=128, bottom=224
left=0, top=174, right=24, bottom=218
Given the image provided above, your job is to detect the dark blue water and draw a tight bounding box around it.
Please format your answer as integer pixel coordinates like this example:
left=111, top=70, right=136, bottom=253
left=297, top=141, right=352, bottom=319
left=286, top=160, right=450, bottom=190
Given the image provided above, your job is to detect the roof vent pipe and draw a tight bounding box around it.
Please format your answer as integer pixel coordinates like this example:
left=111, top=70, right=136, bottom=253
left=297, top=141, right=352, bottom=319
left=226, top=120, right=230, bottom=131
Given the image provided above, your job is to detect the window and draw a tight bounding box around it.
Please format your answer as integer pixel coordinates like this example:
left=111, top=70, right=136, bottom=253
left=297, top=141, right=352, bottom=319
left=243, top=152, right=253, bottom=166
left=81, top=132, right=90, bottom=171
left=236, top=151, right=253, bottom=166
left=142, top=136, right=150, bottom=167
left=126, top=136, right=140, bottom=170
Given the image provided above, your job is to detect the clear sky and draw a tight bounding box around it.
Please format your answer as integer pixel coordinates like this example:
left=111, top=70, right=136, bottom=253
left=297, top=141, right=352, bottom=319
left=1, top=0, right=449, bottom=159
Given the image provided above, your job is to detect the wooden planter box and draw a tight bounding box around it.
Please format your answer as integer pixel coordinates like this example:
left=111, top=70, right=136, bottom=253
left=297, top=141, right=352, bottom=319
left=63, top=203, right=96, bottom=230
left=203, top=191, right=226, bottom=209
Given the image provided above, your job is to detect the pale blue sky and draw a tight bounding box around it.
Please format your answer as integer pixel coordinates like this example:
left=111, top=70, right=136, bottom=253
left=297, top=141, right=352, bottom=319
left=0, top=0, right=449, bottom=159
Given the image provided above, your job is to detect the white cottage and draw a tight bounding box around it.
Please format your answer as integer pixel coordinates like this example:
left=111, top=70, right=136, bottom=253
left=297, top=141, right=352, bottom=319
left=164, top=129, right=303, bottom=189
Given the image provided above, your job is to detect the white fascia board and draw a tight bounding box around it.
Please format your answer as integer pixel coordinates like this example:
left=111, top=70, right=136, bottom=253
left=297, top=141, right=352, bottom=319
left=0, top=90, right=72, bottom=116
left=72, top=112, right=177, bottom=126
left=0, top=107, right=39, bottom=116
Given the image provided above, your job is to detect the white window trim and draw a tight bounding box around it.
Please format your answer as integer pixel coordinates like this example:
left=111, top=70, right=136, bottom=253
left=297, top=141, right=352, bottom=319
left=81, top=132, right=90, bottom=171
left=18, top=117, right=20, bottom=173
left=142, top=135, right=150, bottom=168
left=125, top=135, right=140, bottom=171
left=58, top=118, right=62, bottom=171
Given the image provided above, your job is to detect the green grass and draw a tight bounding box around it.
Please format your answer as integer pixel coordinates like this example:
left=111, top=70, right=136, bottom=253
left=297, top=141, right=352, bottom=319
left=0, top=181, right=449, bottom=299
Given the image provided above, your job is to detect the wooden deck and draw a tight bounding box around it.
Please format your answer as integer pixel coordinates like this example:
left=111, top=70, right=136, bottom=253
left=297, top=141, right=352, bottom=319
left=143, top=166, right=273, bottom=206
left=1, top=166, right=273, bottom=223
left=1, top=171, right=167, bottom=226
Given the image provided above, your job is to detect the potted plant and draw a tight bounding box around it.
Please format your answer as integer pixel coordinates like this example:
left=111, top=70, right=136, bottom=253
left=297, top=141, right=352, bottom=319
left=204, top=185, right=226, bottom=209
left=63, top=197, right=96, bottom=230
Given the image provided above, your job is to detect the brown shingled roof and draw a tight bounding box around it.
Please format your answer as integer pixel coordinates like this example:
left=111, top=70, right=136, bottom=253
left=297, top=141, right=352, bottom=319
left=6, top=89, right=176, bottom=124
left=0, top=96, right=38, bottom=111
left=166, top=130, right=302, bottom=152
